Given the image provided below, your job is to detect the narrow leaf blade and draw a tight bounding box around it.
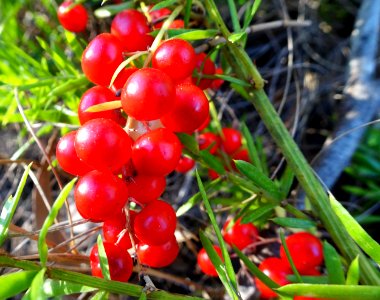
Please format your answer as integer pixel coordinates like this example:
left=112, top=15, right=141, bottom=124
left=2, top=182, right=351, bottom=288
left=324, top=241, right=345, bottom=285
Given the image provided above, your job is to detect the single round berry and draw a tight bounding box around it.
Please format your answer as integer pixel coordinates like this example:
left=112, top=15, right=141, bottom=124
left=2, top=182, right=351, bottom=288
left=160, top=83, right=209, bottom=133
left=56, top=131, right=92, bottom=176
left=121, top=68, right=175, bottom=121
left=57, top=1, right=88, bottom=33
left=111, top=9, right=153, bottom=52
left=197, top=245, right=222, bottom=277
left=197, top=132, right=220, bottom=154
left=81, top=33, right=124, bottom=86
left=192, top=53, right=215, bottom=90
left=78, top=86, right=126, bottom=126
left=175, top=155, right=195, bottom=173
left=137, top=236, right=179, bottom=268
left=75, top=118, right=133, bottom=172
left=126, top=174, right=166, bottom=205
left=255, top=257, right=291, bottom=299
left=222, top=218, right=259, bottom=250
left=220, top=128, right=242, bottom=155
left=103, top=212, right=136, bottom=250
left=90, top=242, right=133, bottom=282
left=133, top=200, right=176, bottom=245
left=132, top=128, right=182, bottom=176
left=74, top=170, right=128, bottom=222
left=280, top=232, right=324, bottom=274
left=152, top=39, right=196, bottom=81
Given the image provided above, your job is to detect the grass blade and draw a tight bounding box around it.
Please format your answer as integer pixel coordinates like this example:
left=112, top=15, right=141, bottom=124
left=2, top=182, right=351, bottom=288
left=97, top=235, right=110, bottom=280
left=22, top=268, right=46, bottom=300
left=241, top=123, right=263, bottom=172
left=323, top=241, right=345, bottom=285
left=279, top=229, right=302, bottom=283
left=272, top=217, right=316, bottom=229
left=227, top=0, right=241, bottom=32
left=0, top=271, right=37, bottom=299
left=42, top=279, right=97, bottom=296
left=184, top=0, right=192, bottom=27
left=346, top=256, right=360, bottom=285
left=241, top=203, right=276, bottom=224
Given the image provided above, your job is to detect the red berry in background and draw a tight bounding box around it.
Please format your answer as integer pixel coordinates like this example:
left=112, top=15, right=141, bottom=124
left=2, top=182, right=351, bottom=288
left=74, top=170, right=128, bottom=222
left=280, top=232, right=324, bottom=275
left=121, top=68, right=175, bottom=121
left=161, top=83, right=209, bottom=133
left=208, top=169, right=220, bottom=180
left=126, top=174, right=166, bottom=205
left=192, top=53, right=216, bottom=90
left=222, top=218, right=259, bottom=250
left=175, top=155, right=195, bottom=173
left=152, top=39, right=196, bottom=82
left=90, top=242, right=133, bottom=282
left=57, top=1, right=88, bottom=33
left=78, top=86, right=126, bottom=126
left=137, top=236, right=179, bottom=268
left=134, top=200, right=177, bottom=245
left=132, top=128, right=182, bottom=176
left=220, top=128, right=242, bottom=155
left=197, top=132, right=220, bottom=154
left=156, top=19, right=185, bottom=29
left=82, top=33, right=124, bottom=86
left=56, top=131, right=92, bottom=176
left=111, top=9, right=153, bottom=52
left=197, top=245, right=223, bottom=277
left=196, top=114, right=210, bottom=131
left=255, top=257, right=292, bottom=299
left=210, top=67, right=224, bottom=90
left=232, top=149, right=250, bottom=162
left=149, top=6, right=171, bottom=22
left=75, top=118, right=133, bottom=172
left=103, top=211, right=136, bottom=250
left=112, top=67, right=138, bottom=93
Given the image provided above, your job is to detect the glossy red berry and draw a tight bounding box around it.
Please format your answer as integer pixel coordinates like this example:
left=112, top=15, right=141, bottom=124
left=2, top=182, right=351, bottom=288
left=57, top=1, right=88, bottom=33
left=133, top=200, right=176, bottom=245
left=90, top=242, right=133, bottom=282
left=280, top=232, right=324, bottom=274
left=197, top=132, right=220, bottom=154
left=132, top=128, right=182, bottom=176
left=152, top=39, right=196, bottom=81
left=112, top=67, right=138, bottom=93
left=222, top=218, right=259, bottom=250
left=82, top=33, right=124, bottom=86
left=111, top=9, right=153, bottom=52
left=74, top=170, right=128, bottom=222
left=192, top=53, right=216, bottom=90
left=220, top=128, right=242, bottom=155
left=197, top=245, right=222, bottom=277
left=149, top=6, right=171, bottom=22
left=175, top=155, right=195, bottom=173
left=78, top=86, right=126, bottom=126
left=56, top=131, right=92, bottom=176
left=103, top=211, right=136, bottom=250
left=161, top=83, right=209, bottom=133
left=255, top=257, right=291, bottom=299
left=156, top=19, right=185, bottom=29
left=75, top=118, right=133, bottom=172
left=126, top=174, right=166, bottom=205
left=121, top=68, right=175, bottom=121
left=210, top=67, right=224, bottom=90
left=137, top=236, right=179, bottom=268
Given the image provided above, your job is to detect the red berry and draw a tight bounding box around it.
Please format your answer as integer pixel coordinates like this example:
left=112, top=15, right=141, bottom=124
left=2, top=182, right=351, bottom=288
left=232, top=149, right=250, bottom=162
left=196, top=114, right=210, bottom=132
left=208, top=169, right=220, bottom=180
left=160, top=83, right=209, bottom=133
left=155, top=19, right=185, bottom=29
left=137, top=236, right=179, bottom=268
left=197, top=246, right=222, bottom=277
left=78, top=86, right=126, bottom=126
left=134, top=200, right=176, bottom=245
left=222, top=218, right=259, bottom=250
left=255, top=257, right=291, bottom=299
left=152, top=39, right=196, bottom=81
left=103, top=211, right=137, bottom=250
left=197, top=132, right=220, bottom=154
left=126, top=174, right=166, bottom=205
left=82, top=33, right=124, bottom=86
left=57, top=1, right=88, bottom=33
left=111, top=9, right=153, bottom=52
left=90, top=242, right=133, bottom=282
left=75, top=118, right=133, bottom=172
left=280, top=232, right=324, bottom=274
left=112, top=67, right=138, bottom=93
left=149, top=6, right=171, bottom=22
left=132, top=128, right=182, bottom=176
left=210, top=67, right=224, bottom=90
left=74, top=170, right=128, bottom=222
left=220, top=128, right=242, bottom=155
left=121, top=68, right=175, bottom=121
left=175, top=155, right=195, bottom=173
left=56, top=131, right=92, bottom=176
left=192, top=53, right=215, bottom=90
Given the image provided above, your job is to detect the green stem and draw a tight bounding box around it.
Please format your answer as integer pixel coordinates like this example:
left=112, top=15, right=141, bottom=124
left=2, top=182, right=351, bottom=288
left=0, top=255, right=204, bottom=300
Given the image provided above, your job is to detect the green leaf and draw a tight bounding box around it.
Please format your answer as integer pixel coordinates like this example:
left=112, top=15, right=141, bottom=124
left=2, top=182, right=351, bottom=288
left=329, top=193, right=380, bottom=265
left=279, top=166, right=294, bottom=198
left=243, top=0, right=262, bottom=29
left=22, top=268, right=46, bottom=300
left=324, top=241, right=345, bottom=285
left=97, top=235, right=110, bottom=280
left=42, top=279, right=97, bottom=296
left=277, top=284, right=380, bottom=299
left=346, top=256, right=360, bottom=285
left=199, top=150, right=225, bottom=175
left=279, top=229, right=302, bottom=283
left=0, top=271, right=37, bottom=299
left=228, top=173, right=261, bottom=194
left=0, top=163, right=31, bottom=246
left=227, top=0, right=241, bottom=32
left=94, top=1, right=134, bottom=18
left=241, top=123, right=262, bottom=172
left=38, top=178, right=77, bottom=266
left=151, top=29, right=218, bottom=40
left=213, top=74, right=250, bottom=87
left=176, top=133, right=199, bottom=155
left=150, top=0, right=177, bottom=11
left=241, top=203, right=276, bottom=224
left=272, top=217, right=316, bottom=229
left=91, top=290, right=109, bottom=300
left=184, top=0, right=192, bottom=27
left=227, top=32, right=246, bottom=44
left=287, top=275, right=329, bottom=284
